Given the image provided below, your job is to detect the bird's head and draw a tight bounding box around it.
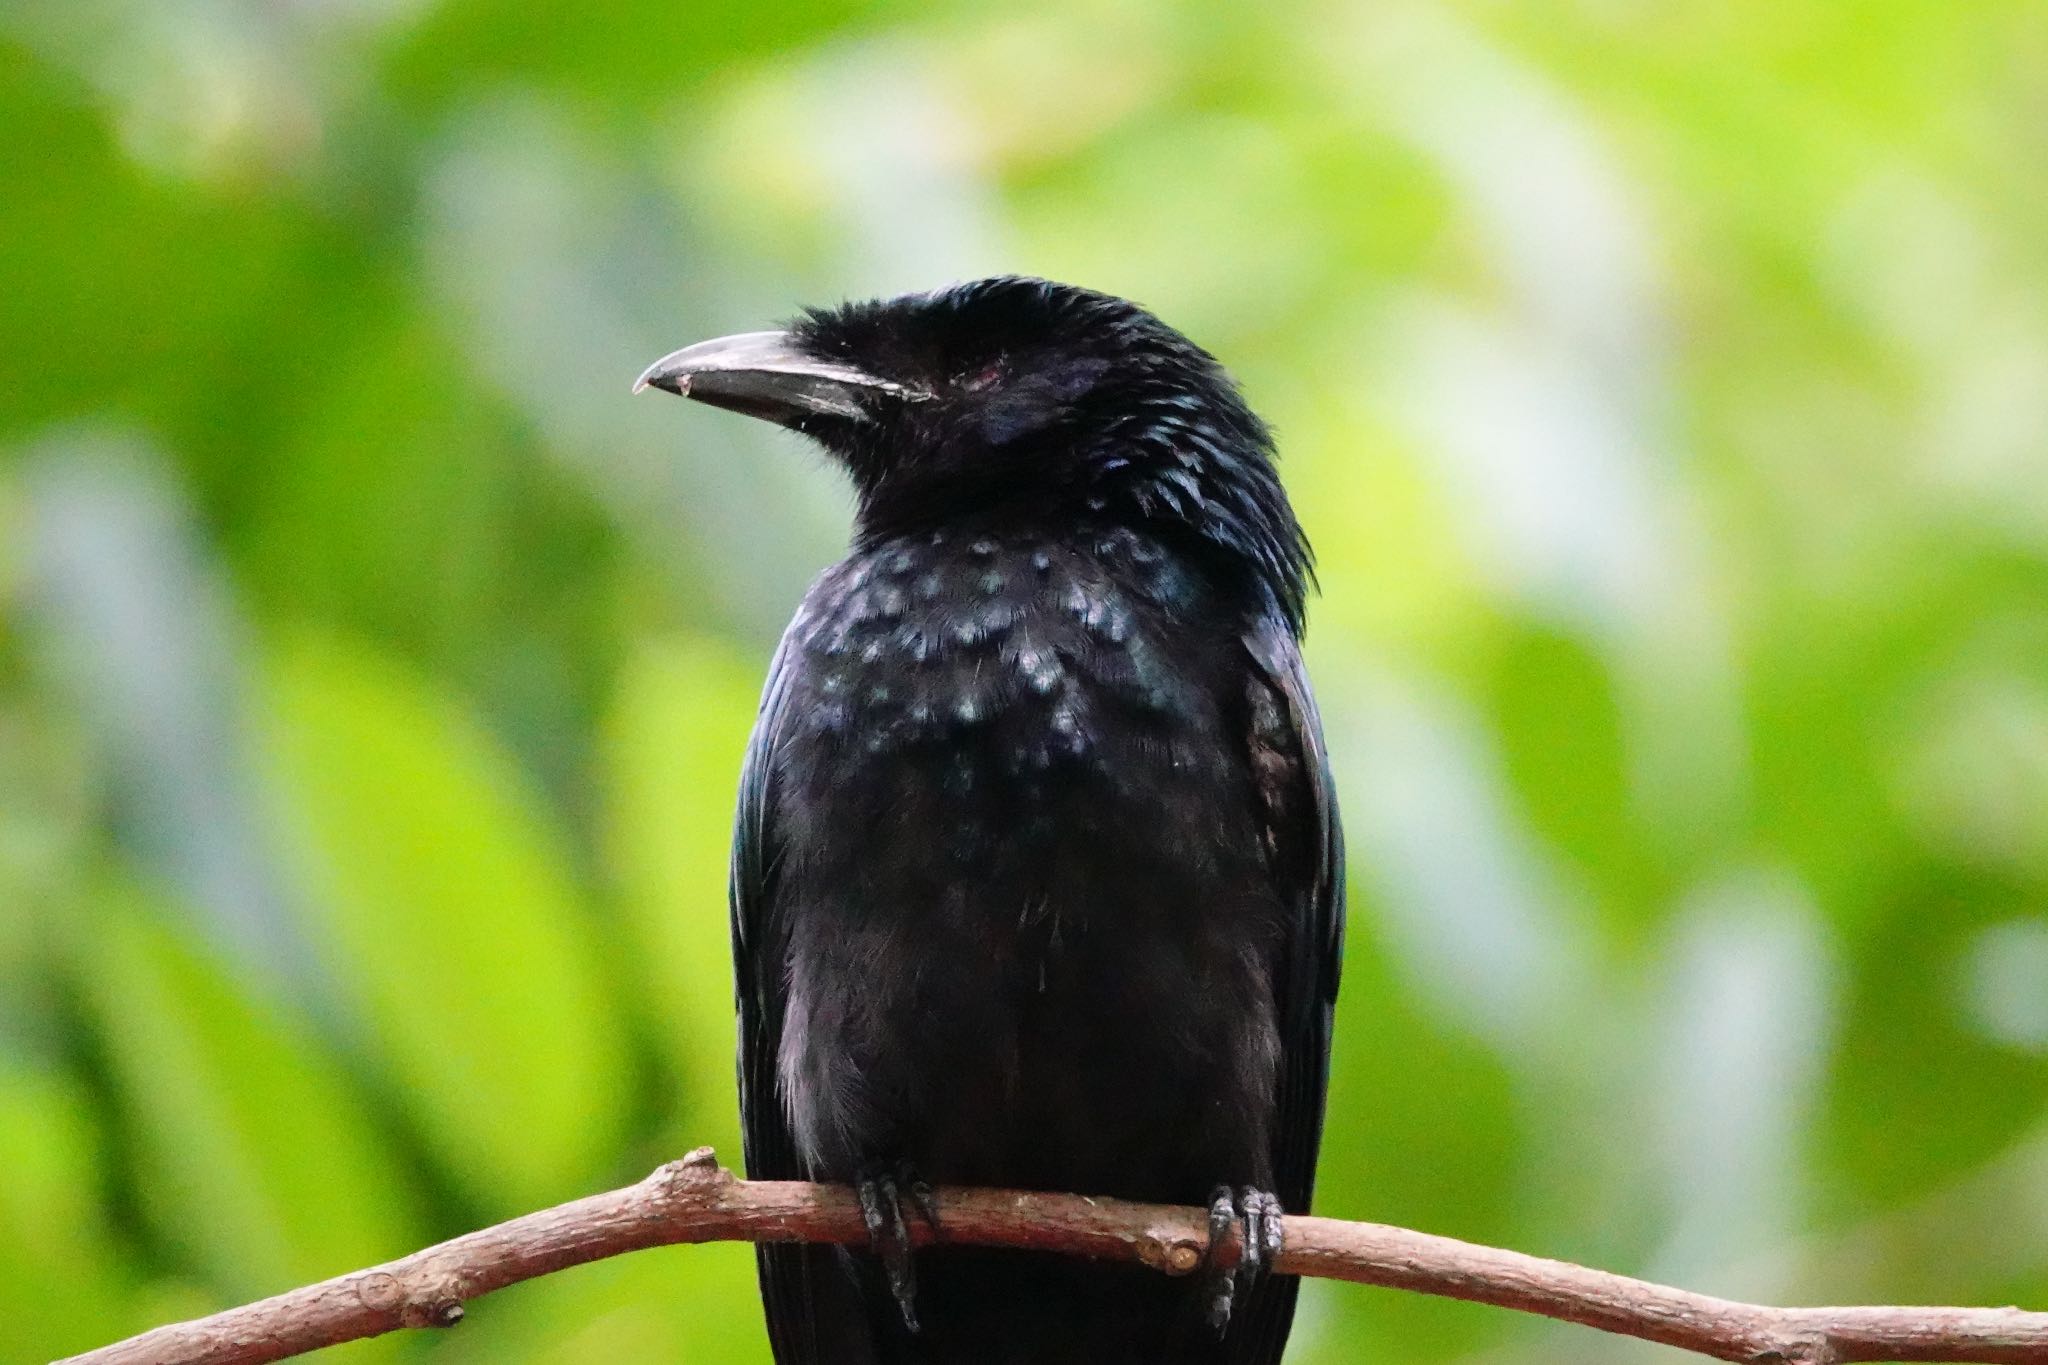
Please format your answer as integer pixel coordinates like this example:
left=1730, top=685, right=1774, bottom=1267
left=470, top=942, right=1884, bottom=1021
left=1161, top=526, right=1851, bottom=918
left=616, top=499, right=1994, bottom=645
left=637, top=276, right=1311, bottom=629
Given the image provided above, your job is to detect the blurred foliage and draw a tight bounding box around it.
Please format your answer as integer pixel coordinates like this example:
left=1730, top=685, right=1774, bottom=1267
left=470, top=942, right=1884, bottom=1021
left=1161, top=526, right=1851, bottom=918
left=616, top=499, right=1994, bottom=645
left=4, top=1, right=2048, bottom=1361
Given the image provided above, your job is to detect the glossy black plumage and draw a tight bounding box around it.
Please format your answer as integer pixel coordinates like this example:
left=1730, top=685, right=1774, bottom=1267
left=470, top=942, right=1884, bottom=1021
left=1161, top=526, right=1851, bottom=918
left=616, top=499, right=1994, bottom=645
left=645, top=278, right=1344, bottom=1364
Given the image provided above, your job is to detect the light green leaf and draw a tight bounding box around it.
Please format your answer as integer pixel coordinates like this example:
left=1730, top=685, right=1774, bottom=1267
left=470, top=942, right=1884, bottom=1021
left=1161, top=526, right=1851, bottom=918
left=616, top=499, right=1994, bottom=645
left=261, top=628, right=630, bottom=1213
left=0, top=1064, right=136, bottom=1360
left=78, top=890, right=415, bottom=1317
left=602, top=634, right=763, bottom=1161
left=434, top=1243, right=771, bottom=1365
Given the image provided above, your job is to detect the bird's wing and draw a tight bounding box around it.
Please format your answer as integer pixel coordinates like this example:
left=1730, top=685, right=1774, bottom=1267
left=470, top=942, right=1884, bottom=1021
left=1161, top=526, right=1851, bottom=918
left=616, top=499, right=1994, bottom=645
left=732, top=625, right=800, bottom=1183
left=1242, top=614, right=1345, bottom=1210
left=730, top=627, right=877, bottom=1365
left=1231, top=615, right=1347, bottom=1364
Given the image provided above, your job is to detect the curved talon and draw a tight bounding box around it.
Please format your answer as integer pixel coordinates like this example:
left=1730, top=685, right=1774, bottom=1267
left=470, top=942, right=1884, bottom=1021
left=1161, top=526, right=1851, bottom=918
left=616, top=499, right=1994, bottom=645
left=1239, top=1189, right=1284, bottom=1298
left=902, top=1165, right=941, bottom=1234
left=858, top=1168, right=926, bottom=1334
left=1241, top=1194, right=1267, bottom=1277
left=1203, top=1185, right=1286, bottom=1334
left=1245, top=1195, right=1277, bottom=1260
left=1205, top=1186, right=1239, bottom=1331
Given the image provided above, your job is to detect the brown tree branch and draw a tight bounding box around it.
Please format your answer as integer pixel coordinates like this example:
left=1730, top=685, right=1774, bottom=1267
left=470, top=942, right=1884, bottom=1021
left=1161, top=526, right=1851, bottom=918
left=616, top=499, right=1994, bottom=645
left=56, top=1147, right=2048, bottom=1365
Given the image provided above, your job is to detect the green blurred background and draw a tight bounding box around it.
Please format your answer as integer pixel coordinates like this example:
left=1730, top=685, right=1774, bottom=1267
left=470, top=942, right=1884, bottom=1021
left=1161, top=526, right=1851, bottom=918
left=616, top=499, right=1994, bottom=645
left=5, top=1, right=2048, bottom=1361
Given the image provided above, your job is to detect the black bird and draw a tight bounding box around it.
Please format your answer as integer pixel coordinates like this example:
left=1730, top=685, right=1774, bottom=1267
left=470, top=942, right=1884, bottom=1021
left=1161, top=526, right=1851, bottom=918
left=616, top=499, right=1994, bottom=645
left=637, top=277, right=1344, bottom=1364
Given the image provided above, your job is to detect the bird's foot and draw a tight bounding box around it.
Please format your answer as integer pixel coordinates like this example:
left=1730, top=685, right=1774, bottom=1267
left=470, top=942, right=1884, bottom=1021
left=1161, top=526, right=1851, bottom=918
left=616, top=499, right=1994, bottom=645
left=1203, top=1185, right=1285, bottom=1333
left=858, top=1164, right=938, bottom=1333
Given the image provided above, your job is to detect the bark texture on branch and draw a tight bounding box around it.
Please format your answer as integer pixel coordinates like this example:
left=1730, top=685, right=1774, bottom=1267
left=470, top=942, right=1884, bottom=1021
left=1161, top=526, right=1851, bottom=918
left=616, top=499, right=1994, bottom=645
left=56, top=1147, right=2048, bottom=1365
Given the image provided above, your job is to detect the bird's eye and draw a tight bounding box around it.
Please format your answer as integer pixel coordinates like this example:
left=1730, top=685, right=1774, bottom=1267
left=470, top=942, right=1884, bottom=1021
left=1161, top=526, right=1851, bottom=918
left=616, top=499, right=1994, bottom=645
left=962, top=362, right=1005, bottom=393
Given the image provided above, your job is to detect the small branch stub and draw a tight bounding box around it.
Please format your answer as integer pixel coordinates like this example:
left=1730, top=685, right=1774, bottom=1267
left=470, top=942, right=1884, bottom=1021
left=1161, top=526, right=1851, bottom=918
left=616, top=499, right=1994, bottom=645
left=56, top=1149, right=2048, bottom=1365
left=1136, top=1230, right=1206, bottom=1276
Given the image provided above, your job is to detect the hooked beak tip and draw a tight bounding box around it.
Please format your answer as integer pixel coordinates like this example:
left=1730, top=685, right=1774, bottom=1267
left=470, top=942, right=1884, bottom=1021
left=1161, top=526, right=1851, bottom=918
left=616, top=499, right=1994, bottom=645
left=632, top=363, right=687, bottom=397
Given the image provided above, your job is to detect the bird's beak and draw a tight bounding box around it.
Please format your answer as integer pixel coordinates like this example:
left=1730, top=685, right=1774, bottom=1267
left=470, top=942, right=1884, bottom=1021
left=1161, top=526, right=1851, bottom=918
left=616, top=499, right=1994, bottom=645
left=632, top=330, right=922, bottom=426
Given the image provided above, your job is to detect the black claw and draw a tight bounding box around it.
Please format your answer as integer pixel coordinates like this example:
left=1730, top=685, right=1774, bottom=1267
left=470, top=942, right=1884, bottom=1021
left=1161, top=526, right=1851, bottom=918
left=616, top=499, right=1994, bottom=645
left=904, top=1171, right=941, bottom=1233
left=858, top=1168, right=927, bottom=1333
left=1240, top=1196, right=1266, bottom=1280
left=1204, top=1186, right=1238, bottom=1331
left=1202, top=1185, right=1287, bottom=1335
left=1239, top=1189, right=1284, bottom=1299
left=1259, top=1190, right=1285, bottom=1259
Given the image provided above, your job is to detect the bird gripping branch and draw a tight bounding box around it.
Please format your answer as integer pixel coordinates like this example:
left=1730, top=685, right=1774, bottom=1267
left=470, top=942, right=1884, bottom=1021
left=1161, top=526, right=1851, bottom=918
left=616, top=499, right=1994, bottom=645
left=638, top=277, right=1344, bottom=1364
